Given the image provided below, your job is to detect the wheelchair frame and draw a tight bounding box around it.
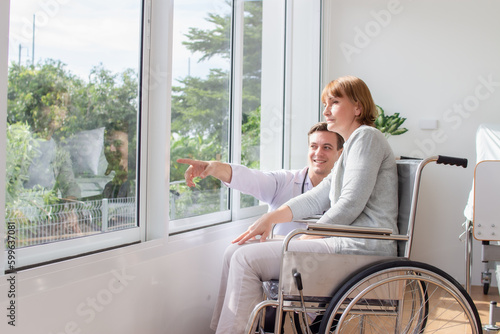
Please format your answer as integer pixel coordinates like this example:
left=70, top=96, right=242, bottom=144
left=245, top=156, right=481, bottom=334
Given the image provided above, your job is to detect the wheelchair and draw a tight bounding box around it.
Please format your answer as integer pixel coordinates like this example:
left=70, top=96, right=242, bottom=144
left=245, top=156, right=482, bottom=334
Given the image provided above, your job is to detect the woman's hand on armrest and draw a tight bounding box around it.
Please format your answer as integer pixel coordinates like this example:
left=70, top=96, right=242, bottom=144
left=232, top=206, right=293, bottom=245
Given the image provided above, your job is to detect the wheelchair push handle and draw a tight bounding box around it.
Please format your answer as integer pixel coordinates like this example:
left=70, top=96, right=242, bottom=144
left=436, top=155, right=468, bottom=168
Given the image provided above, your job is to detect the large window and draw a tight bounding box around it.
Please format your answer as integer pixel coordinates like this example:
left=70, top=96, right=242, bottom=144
left=3, top=0, right=292, bottom=265
left=169, top=0, right=232, bottom=226
left=5, top=0, right=143, bottom=268
left=169, top=0, right=285, bottom=233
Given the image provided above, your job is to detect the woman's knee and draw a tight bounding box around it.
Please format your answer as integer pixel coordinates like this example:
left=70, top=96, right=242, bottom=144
left=222, top=243, right=242, bottom=267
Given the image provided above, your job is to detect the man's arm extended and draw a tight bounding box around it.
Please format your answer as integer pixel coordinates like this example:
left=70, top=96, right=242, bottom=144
left=177, top=158, right=233, bottom=187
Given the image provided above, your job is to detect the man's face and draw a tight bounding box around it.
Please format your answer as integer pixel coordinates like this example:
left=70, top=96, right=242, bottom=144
left=307, top=131, right=341, bottom=177
left=104, top=130, right=129, bottom=170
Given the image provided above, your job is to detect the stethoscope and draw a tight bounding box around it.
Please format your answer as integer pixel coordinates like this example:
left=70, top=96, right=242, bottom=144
left=301, top=167, right=326, bottom=216
left=301, top=167, right=309, bottom=194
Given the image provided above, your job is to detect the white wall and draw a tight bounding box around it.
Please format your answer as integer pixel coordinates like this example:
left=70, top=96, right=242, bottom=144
left=0, top=220, right=250, bottom=334
left=321, top=0, right=500, bottom=286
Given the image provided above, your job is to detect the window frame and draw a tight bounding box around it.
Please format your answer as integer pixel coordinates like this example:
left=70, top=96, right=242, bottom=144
left=2, top=0, right=150, bottom=271
left=166, top=0, right=323, bottom=231
left=0, top=0, right=322, bottom=272
left=229, top=0, right=270, bottom=222
left=167, top=0, right=287, bottom=232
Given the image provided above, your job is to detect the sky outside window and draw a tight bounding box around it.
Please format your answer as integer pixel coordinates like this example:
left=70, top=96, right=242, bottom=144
left=8, top=0, right=141, bottom=79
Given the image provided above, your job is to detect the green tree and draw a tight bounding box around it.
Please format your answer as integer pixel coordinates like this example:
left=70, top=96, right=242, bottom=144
left=7, top=59, right=79, bottom=138
left=182, top=1, right=262, bottom=86
left=171, top=70, right=230, bottom=140
left=7, top=60, right=139, bottom=205
left=6, top=123, right=40, bottom=205
left=170, top=1, right=263, bottom=180
left=66, top=64, right=138, bottom=135
left=8, top=60, right=138, bottom=137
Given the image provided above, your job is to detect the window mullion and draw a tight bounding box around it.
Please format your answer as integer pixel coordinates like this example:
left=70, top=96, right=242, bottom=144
left=282, top=0, right=293, bottom=170
left=230, top=0, right=244, bottom=220
left=145, top=0, right=171, bottom=240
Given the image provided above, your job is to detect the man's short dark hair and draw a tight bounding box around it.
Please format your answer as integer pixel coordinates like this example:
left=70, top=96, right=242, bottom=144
left=308, top=122, right=344, bottom=151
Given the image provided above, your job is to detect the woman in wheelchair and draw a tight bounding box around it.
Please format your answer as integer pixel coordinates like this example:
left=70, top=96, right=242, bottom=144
left=211, top=75, right=399, bottom=334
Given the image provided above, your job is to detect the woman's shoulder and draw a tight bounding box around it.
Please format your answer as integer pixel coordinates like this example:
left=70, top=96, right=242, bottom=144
left=348, top=125, right=395, bottom=158
left=350, top=125, right=386, bottom=142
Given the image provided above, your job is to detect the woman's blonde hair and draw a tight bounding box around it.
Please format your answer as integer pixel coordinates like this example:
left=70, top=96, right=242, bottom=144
left=321, top=76, right=378, bottom=126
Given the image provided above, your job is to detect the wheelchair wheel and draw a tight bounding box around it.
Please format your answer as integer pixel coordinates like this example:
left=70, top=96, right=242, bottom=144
left=319, top=259, right=482, bottom=334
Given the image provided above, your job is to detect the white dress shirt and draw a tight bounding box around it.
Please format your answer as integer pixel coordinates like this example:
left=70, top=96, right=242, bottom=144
left=224, top=164, right=314, bottom=236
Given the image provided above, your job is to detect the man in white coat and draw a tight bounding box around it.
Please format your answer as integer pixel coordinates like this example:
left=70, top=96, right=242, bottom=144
left=177, top=122, right=343, bottom=236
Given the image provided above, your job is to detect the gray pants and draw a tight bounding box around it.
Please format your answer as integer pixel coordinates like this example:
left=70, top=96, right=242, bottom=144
left=210, top=235, right=396, bottom=334
left=210, top=238, right=340, bottom=334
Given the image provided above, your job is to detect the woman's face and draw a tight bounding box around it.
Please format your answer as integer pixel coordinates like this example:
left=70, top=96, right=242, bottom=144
left=322, top=92, right=361, bottom=140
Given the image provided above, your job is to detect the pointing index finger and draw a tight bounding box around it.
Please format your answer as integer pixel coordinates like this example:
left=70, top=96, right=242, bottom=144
left=177, top=158, right=195, bottom=165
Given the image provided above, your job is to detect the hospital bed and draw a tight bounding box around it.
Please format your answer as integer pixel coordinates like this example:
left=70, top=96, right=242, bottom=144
left=246, top=156, right=481, bottom=334
left=463, top=124, right=500, bottom=331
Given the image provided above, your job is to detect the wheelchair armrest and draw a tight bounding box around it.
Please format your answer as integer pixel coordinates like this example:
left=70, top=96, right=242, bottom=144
left=306, top=223, right=393, bottom=236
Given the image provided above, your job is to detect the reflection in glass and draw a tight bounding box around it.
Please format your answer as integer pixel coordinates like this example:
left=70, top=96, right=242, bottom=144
left=5, top=1, right=141, bottom=248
